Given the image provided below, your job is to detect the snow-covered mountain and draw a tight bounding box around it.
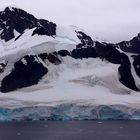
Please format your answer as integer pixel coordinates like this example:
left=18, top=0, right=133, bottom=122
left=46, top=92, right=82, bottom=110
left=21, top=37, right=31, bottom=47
left=0, top=6, right=139, bottom=93
left=0, top=7, right=140, bottom=121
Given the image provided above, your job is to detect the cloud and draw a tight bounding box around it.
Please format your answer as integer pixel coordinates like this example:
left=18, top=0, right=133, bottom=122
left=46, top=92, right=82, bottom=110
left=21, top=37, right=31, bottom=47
left=0, top=0, right=140, bottom=42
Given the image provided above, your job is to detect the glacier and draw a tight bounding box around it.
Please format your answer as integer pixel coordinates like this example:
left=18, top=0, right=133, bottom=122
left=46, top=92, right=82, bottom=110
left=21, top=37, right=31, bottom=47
left=0, top=102, right=140, bottom=121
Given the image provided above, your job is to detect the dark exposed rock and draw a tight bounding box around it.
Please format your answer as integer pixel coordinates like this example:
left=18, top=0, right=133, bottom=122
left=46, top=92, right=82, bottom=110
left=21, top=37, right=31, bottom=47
left=38, top=52, right=61, bottom=64
left=118, top=64, right=139, bottom=91
left=71, top=31, right=97, bottom=59
left=76, top=31, right=94, bottom=48
left=32, top=19, right=56, bottom=36
left=132, top=55, right=140, bottom=78
left=1, top=55, right=48, bottom=93
left=71, top=47, right=97, bottom=59
left=47, top=53, right=61, bottom=64
left=120, top=53, right=131, bottom=66
left=32, top=26, right=48, bottom=36
left=57, top=50, right=71, bottom=57
left=118, top=52, right=138, bottom=91
left=95, top=42, right=121, bottom=64
left=0, top=27, right=15, bottom=42
left=117, top=34, right=140, bottom=54
left=35, top=19, right=56, bottom=36
left=38, top=53, right=48, bottom=61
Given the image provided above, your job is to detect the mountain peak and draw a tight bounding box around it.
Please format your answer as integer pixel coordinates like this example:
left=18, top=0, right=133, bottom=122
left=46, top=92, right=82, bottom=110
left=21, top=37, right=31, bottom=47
left=4, top=6, right=16, bottom=11
left=0, top=6, right=56, bottom=42
left=0, top=6, right=33, bottom=18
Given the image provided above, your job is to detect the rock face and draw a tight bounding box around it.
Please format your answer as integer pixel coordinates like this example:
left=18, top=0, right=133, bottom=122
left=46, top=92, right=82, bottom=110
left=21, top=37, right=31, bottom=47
left=1, top=55, right=48, bottom=93
left=117, top=34, right=140, bottom=54
left=0, top=7, right=140, bottom=92
left=71, top=31, right=97, bottom=59
left=0, top=7, right=56, bottom=42
left=95, top=42, right=121, bottom=64
left=76, top=31, right=94, bottom=48
left=133, top=55, right=140, bottom=78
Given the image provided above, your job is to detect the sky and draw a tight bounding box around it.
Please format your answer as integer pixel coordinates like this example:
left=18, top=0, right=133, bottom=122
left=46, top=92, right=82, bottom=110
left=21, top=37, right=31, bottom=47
left=0, top=0, right=140, bottom=42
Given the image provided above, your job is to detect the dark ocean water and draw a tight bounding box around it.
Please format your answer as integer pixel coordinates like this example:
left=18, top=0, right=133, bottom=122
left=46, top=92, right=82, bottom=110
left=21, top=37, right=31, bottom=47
left=0, top=121, right=140, bottom=140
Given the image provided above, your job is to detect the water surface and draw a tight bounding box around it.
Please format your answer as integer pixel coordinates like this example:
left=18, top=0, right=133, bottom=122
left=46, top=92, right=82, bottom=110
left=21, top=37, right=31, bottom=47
left=0, top=121, right=140, bottom=140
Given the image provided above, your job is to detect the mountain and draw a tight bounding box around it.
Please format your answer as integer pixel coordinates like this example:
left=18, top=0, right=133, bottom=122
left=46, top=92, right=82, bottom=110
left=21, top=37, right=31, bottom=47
left=1, top=7, right=140, bottom=121
left=0, top=6, right=140, bottom=93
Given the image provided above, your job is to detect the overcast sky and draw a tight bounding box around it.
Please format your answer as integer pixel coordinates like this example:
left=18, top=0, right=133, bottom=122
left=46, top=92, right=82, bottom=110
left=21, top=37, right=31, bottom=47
left=0, top=0, right=140, bottom=42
